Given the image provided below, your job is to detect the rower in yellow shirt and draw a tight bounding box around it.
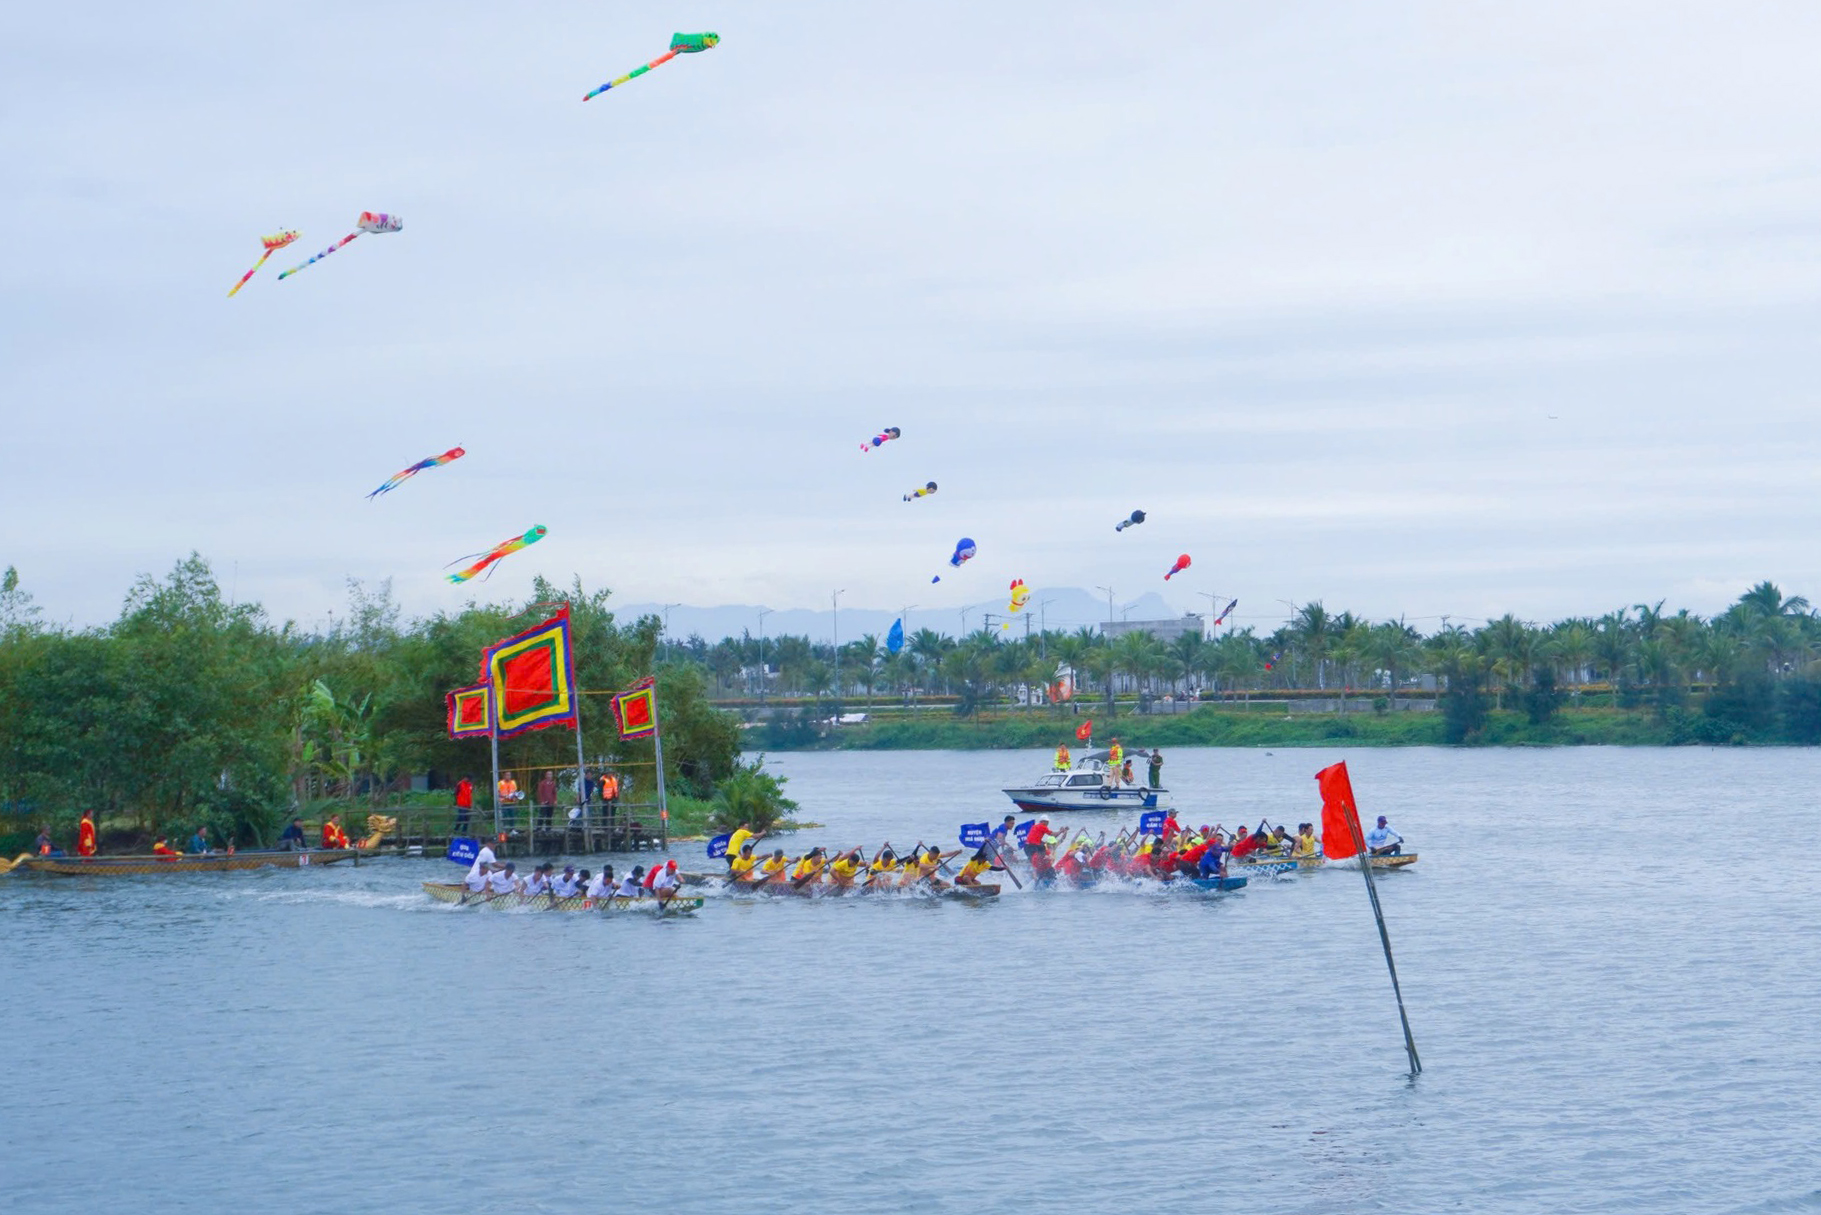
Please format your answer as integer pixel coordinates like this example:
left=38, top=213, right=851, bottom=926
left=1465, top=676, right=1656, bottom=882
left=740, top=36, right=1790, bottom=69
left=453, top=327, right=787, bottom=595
left=727, top=843, right=760, bottom=881
left=725, top=823, right=765, bottom=870
left=757, top=849, right=790, bottom=884
left=828, top=848, right=864, bottom=887
left=955, top=846, right=1002, bottom=886
left=1292, top=822, right=1319, bottom=858
left=790, top=847, right=827, bottom=885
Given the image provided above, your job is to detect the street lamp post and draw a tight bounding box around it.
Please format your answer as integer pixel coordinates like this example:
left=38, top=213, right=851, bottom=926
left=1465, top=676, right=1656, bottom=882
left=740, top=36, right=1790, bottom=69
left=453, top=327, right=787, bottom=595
left=757, top=608, right=773, bottom=704
left=832, top=589, right=845, bottom=702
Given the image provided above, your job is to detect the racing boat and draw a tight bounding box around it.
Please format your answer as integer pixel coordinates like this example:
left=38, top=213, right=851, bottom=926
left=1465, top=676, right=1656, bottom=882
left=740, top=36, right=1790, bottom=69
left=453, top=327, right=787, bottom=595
left=421, top=881, right=703, bottom=913
left=4, top=847, right=370, bottom=876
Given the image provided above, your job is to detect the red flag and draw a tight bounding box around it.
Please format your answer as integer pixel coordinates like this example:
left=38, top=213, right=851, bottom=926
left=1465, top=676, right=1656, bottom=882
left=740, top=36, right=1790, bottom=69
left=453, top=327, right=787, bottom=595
left=1075, top=719, right=1092, bottom=742
left=1316, top=761, right=1362, bottom=860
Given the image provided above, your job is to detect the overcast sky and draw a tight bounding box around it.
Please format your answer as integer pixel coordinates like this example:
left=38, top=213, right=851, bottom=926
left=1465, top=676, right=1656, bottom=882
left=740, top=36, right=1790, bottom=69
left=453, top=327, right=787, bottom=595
left=6, top=1, right=1821, bottom=635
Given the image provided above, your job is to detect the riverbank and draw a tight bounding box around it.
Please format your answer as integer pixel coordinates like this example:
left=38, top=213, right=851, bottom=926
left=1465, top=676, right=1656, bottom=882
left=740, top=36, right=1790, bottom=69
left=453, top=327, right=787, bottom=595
left=750, top=705, right=1725, bottom=751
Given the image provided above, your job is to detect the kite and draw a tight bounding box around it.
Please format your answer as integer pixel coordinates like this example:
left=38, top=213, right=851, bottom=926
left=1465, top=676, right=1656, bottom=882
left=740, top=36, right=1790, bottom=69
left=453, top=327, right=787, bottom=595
left=1211, top=597, right=1238, bottom=626
left=368, top=447, right=465, bottom=499
left=932, top=537, right=976, bottom=583
left=584, top=32, right=720, bottom=101
left=887, top=618, right=905, bottom=654
left=1001, top=579, right=1030, bottom=629
left=227, top=229, right=299, bottom=297
left=1164, top=553, right=1191, bottom=581
left=862, top=426, right=902, bottom=454
left=904, top=481, right=937, bottom=502
left=446, top=525, right=547, bottom=584
left=277, top=212, right=403, bottom=281
left=1116, top=509, right=1146, bottom=532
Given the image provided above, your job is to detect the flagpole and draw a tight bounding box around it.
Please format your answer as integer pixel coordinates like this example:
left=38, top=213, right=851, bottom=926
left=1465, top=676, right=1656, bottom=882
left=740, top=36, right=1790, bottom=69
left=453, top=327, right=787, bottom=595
left=652, top=688, right=669, bottom=851
left=1345, top=801, right=1421, bottom=1076
left=489, top=725, right=501, bottom=847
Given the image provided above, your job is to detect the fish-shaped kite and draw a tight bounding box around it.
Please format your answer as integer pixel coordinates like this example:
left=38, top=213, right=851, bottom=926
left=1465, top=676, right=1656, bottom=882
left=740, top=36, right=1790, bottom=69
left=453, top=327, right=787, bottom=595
left=278, top=212, right=403, bottom=282
left=932, top=537, right=976, bottom=583
left=903, top=481, right=937, bottom=501
left=227, top=229, right=300, bottom=297
left=446, top=525, right=547, bottom=584
left=1211, top=597, right=1237, bottom=626
left=1164, top=553, right=1191, bottom=581
left=1116, top=509, right=1146, bottom=532
left=862, top=426, right=901, bottom=454
left=368, top=447, right=465, bottom=499
left=584, top=32, right=719, bottom=101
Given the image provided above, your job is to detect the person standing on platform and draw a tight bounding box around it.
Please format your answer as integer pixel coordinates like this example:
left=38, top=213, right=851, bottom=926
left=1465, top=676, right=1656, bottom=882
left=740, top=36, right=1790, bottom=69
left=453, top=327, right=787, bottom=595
left=76, top=809, right=97, bottom=857
left=1054, top=742, right=1072, bottom=772
left=1148, top=750, right=1164, bottom=789
left=535, top=771, right=557, bottom=833
left=453, top=776, right=473, bottom=834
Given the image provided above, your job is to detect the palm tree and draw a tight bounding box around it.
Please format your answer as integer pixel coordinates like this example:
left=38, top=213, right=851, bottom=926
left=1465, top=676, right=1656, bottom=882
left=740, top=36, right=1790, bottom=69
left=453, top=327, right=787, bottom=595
left=1593, top=611, right=1633, bottom=704
left=1291, top=602, right=1333, bottom=689
left=1363, top=621, right=1423, bottom=710
left=1552, top=620, right=1595, bottom=698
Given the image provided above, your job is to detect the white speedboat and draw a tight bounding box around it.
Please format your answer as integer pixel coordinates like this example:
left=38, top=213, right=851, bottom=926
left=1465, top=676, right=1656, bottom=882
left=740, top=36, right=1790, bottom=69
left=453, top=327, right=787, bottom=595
left=1002, top=751, right=1170, bottom=814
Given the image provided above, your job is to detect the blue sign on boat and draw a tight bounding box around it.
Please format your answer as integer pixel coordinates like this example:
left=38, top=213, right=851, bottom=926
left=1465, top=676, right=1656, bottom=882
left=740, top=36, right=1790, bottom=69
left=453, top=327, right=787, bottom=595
left=1138, top=810, right=1167, bottom=836
left=706, top=832, right=731, bottom=859
left=959, top=822, right=989, bottom=847
left=448, top=837, right=480, bottom=865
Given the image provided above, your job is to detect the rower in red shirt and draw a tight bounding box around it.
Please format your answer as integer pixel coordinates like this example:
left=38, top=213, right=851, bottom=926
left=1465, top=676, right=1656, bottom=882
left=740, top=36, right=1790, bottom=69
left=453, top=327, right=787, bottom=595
left=76, top=809, right=98, bottom=857
left=1230, top=827, right=1264, bottom=858
left=321, top=814, right=351, bottom=849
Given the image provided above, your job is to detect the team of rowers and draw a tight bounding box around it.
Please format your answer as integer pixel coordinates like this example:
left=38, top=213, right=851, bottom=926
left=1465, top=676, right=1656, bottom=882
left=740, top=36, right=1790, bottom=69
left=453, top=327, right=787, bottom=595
left=457, top=840, right=689, bottom=903
left=707, top=811, right=1398, bottom=892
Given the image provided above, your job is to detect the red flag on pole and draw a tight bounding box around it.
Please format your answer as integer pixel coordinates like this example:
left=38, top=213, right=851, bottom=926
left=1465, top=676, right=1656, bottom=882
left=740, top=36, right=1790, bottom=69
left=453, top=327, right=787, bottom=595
left=1075, top=719, right=1093, bottom=742
left=1316, top=760, right=1362, bottom=860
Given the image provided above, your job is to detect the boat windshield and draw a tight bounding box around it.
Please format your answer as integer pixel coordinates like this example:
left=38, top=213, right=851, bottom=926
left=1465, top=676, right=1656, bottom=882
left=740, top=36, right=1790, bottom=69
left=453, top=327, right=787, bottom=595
left=1033, top=774, right=1066, bottom=787
left=1065, top=774, right=1102, bottom=787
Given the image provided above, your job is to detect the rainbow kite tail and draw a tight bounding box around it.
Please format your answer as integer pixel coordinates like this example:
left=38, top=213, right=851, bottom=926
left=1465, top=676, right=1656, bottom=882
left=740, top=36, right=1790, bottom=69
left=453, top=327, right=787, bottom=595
left=227, top=248, right=276, bottom=298
left=583, top=47, right=680, bottom=100
left=277, top=232, right=360, bottom=281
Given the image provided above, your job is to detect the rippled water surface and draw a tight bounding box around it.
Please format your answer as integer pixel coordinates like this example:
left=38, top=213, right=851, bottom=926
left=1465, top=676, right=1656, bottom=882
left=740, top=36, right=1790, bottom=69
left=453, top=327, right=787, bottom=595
left=3, top=746, right=1819, bottom=1214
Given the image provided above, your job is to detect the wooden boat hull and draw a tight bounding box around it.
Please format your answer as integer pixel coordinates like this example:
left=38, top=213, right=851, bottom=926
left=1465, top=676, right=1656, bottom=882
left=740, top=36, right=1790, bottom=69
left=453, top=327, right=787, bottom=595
left=1234, top=852, right=1417, bottom=872
left=717, top=877, right=999, bottom=899
left=422, top=881, right=702, bottom=914
left=10, top=849, right=367, bottom=876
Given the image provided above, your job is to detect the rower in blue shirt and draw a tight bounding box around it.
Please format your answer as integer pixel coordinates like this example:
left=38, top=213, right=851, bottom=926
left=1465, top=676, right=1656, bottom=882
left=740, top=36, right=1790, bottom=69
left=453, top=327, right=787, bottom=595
left=1365, top=815, right=1403, bottom=856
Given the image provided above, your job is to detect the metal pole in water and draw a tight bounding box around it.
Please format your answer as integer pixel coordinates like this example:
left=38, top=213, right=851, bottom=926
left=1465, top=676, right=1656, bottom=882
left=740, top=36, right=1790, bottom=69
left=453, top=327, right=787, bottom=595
left=1345, top=804, right=1421, bottom=1075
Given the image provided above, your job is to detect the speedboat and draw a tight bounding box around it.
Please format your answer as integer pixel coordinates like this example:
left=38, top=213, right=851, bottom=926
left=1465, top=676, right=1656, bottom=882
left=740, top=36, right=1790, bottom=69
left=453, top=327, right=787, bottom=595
left=1001, top=751, right=1171, bottom=814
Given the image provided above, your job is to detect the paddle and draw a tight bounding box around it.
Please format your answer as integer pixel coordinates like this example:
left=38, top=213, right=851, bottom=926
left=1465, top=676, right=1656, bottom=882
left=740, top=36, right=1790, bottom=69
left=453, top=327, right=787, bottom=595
left=985, top=838, right=1022, bottom=890
left=791, top=854, right=832, bottom=889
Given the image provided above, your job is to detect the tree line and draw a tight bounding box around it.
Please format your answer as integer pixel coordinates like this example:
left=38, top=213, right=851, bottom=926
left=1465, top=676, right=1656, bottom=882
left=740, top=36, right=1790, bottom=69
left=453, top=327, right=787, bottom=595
left=668, top=581, right=1821, bottom=742
left=0, top=558, right=742, bottom=849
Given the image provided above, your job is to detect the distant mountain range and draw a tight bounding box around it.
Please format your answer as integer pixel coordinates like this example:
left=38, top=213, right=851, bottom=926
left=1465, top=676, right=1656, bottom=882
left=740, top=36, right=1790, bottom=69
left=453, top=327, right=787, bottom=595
left=617, top=588, right=1202, bottom=644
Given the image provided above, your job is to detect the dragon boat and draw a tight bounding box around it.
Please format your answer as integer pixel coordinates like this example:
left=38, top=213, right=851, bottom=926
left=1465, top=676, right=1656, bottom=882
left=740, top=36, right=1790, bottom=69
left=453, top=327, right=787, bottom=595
left=703, top=875, right=999, bottom=901
left=3, top=847, right=372, bottom=877
left=421, top=881, right=703, bottom=914
left=1233, top=852, right=1417, bottom=873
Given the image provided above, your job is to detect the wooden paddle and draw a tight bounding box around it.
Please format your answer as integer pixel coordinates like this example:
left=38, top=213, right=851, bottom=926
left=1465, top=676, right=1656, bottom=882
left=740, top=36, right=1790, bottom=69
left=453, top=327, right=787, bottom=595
left=791, top=854, right=832, bottom=889
left=985, top=838, right=1022, bottom=890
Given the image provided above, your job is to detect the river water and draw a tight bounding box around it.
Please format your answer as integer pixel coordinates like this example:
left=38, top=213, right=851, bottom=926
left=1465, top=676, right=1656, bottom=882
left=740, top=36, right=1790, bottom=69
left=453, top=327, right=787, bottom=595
left=2, top=746, right=1817, bottom=1214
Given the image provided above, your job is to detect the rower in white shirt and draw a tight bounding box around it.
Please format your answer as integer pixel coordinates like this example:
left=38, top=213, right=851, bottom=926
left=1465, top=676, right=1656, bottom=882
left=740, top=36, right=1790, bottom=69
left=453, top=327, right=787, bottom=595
left=522, top=863, right=554, bottom=897
left=614, top=866, right=645, bottom=898
left=650, top=859, right=681, bottom=903
left=466, top=841, right=496, bottom=888
left=551, top=865, right=581, bottom=898
left=486, top=862, right=518, bottom=895
left=1365, top=815, right=1404, bottom=856
left=584, top=866, right=615, bottom=899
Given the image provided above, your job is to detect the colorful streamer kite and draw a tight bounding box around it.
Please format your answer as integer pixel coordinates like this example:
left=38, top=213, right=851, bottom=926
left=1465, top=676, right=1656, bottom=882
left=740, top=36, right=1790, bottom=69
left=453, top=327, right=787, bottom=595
left=368, top=447, right=465, bottom=499
left=1116, top=509, right=1146, bottom=532
left=862, top=426, right=901, bottom=454
left=1211, top=597, right=1238, bottom=627
left=227, top=229, right=299, bottom=297
left=932, top=538, right=976, bottom=583
left=904, top=481, right=937, bottom=502
left=277, top=212, right=403, bottom=281
left=584, top=32, right=719, bottom=101
left=446, top=525, right=547, bottom=584
left=1164, top=553, right=1191, bottom=581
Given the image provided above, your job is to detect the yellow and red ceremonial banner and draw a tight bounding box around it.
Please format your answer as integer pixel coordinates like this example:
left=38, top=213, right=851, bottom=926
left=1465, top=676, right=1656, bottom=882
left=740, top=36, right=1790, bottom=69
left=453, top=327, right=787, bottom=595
left=1316, top=760, right=1363, bottom=860
left=484, top=608, right=578, bottom=740
left=445, top=683, right=493, bottom=739
left=612, top=675, right=658, bottom=741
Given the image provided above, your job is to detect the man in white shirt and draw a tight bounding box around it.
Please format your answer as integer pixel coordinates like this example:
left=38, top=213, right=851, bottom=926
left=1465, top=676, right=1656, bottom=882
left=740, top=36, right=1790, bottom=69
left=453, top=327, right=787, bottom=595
left=650, top=859, right=681, bottom=903
left=615, top=866, right=644, bottom=898
left=522, top=863, right=553, bottom=897
left=551, top=865, right=581, bottom=898
left=585, top=866, right=614, bottom=899
left=466, top=841, right=496, bottom=888
left=486, top=862, right=519, bottom=895
left=1365, top=816, right=1404, bottom=856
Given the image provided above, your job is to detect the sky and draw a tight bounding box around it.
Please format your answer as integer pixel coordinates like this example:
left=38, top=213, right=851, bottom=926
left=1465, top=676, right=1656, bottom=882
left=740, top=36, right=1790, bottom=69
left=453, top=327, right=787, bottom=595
left=6, top=1, right=1821, bottom=637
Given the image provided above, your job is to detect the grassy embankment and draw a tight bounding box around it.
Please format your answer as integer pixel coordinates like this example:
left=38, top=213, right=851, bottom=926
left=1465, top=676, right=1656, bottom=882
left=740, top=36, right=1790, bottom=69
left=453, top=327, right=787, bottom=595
left=755, top=705, right=1682, bottom=751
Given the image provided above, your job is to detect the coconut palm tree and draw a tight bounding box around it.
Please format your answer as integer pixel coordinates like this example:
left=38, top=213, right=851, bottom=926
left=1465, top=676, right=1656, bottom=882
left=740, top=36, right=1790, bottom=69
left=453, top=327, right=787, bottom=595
left=1291, top=602, right=1334, bottom=689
